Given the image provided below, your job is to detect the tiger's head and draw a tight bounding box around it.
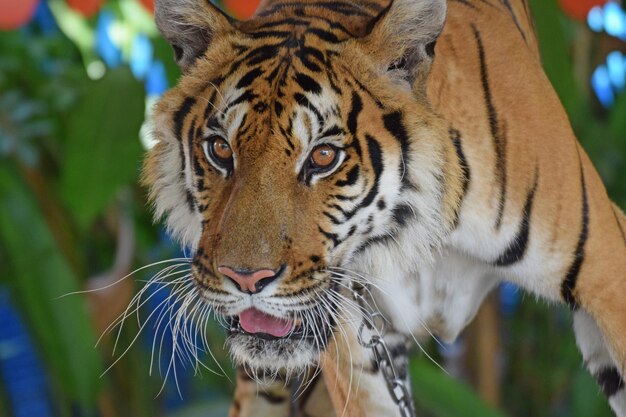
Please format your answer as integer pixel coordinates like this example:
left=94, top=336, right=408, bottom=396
left=144, top=0, right=462, bottom=372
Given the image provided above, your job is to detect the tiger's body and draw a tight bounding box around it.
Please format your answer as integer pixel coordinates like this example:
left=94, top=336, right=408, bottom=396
left=144, top=0, right=626, bottom=415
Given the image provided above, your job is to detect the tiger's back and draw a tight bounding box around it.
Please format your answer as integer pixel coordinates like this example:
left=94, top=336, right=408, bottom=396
left=427, top=0, right=626, bottom=409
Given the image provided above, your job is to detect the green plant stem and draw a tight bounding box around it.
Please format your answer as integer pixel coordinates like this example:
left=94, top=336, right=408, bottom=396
left=17, top=160, right=83, bottom=277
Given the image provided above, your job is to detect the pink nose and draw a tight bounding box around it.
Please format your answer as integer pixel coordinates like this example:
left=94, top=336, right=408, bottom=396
left=218, top=266, right=278, bottom=294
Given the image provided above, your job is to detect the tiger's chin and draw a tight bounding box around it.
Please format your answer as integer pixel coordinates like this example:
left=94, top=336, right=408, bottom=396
left=227, top=334, right=320, bottom=372
left=225, top=311, right=334, bottom=373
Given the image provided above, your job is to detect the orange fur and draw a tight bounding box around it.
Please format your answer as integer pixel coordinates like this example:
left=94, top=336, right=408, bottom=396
left=143, top=0, right=626, bottom=415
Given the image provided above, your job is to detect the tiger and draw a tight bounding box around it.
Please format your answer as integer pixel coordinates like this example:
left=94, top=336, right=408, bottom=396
left=143, top=0, right=626, bottom=415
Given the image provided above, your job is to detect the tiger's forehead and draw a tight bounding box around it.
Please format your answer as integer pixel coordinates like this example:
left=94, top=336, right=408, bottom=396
left=197, top=30, right=353, bottom=156
left=203, top=61, right=343, bottom=158
left=178, top=1, right=395, bottom=159
left=237, top=0, right=392, bottom=40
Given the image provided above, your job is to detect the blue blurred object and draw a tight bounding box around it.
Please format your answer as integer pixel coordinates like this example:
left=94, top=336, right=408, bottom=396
left=588, top=6, right=604, bottom=32
left=33, top=0, right=57, bottom=35
left=604, top=2, right=626, bottom=39
left=0, top=288, right=54, bottom=417
left=140, top=232, right=197, bottom=411
left=499, top=282, right=520, bottom=317
left=607, top=50, right=625, bottom=91
left=95, top=10, right=122, bottom=68
left=142, top=281, right=194, bottom=410
left=146, top=60, right=169, bottom=96
left=130, top=34, right=154, bottom=80
left=592, top=65, right=616, bottom=107
left=587, top=3, right=626, bottom=107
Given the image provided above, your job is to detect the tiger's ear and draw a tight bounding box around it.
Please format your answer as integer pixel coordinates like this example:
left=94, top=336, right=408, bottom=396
left=357, top=0, right=447, bottom=88
left=154, top=0, right=237, bottom=71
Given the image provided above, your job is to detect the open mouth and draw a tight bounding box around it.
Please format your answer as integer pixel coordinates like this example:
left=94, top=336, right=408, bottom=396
left=227, top=307, right=334, bottom=342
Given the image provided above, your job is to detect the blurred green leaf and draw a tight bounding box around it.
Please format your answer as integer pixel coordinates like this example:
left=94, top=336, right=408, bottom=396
left=0, top=377, right=8, bottom=417
left=0, top=163, right=102, bottom=411
left=571, top=368, right=613, bottom=417
left=152, top=36, right=181, bottom=87
left=528, top=0, right=581, bottom=118
left=411, top=357, right=508, bottom=417
left=60, top=68, right=144, bottom=228
left=611, top=92, right=626, bottom=138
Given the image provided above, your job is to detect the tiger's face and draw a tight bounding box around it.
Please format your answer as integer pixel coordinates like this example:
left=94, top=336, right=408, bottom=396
left=145, top=0, right=456, bottom=372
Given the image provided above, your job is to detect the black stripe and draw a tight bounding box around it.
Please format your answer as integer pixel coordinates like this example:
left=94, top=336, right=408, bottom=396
left=472, top=24, right=508, bottom=229
left=322, top=125, right=345, bottom=138
left=185, top=188, right=196, bottom=212
left=500, top=0, right=527, bottom=43
left=256, top=17, right=310, bottom=30
left=254, top=16, right=352, bottom=38
left=248, top=30, right=293, bottom=40
left=493, top=169, right=538, bottom=266
left=383, top=112, right=411, bottom=188
left=347, top=92, right=363, bottom=157
left=203, top=89, right=218, bottom=121
left=258, top=391, right=288, bottom=404
left=206, top=116, right=221, bottom=131
left=274, top=101, right=284, bottom=116
left=307, top=28, right=340, bottom=43
left=521, top=0, right=535, bottom=33
left=258, top=2, right=379, bottom=19
left=296, top=47, right=324, bottom=73
left=450, top=128, right=471, bottom=203
left=347, top=92, right=362, bottom=136
left=242, top=44, right=282, bottom=66
left=351, top=75, right=384, bottom=108
left=383, top=111, right=418, bottom=190
left=294, top=72, right=322, bottom=94
left=294, top=92, right=323, bottom=128
left=450, top=129, right=471, bottom=228
left=354, top=135, right=383, bottom=210
left=174, top=98, right=197, bottom=213
left=226, top=91, right=258, bottom=112
left=187, top=119, right=205, bottom=182
left=328, top=203, right=349, bottom=217
left=595, top=367, right=625, bottom=398
left=236, top=67, right=263, bottom=89
left=191, top=123, right=205, bottom=178
left=174, top=97, right=196, bottom=140
left=280, top=125, right=296, bottom=151
left=561, top=165, right=589, bottom=309
left=235, top=114, right=252, bottom=142
left=332, top=193, right=358, bottom=202
left=392, top=204, right=416, bottom=227
left=354, top=234, right=396, bottom=254
left=323, top=211, right=342, bottom=225
left=612, top=206, right=626, bottom=246
left=335, top=165, right=360, bottom=187
left=341, top=135, right=383, bottom=221
left=318, top=225, right=341, bottom=247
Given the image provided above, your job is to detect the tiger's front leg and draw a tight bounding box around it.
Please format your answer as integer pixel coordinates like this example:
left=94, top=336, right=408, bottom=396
left=319, top=314, right=412, bottom=417
left=228, top=366, right=336, bottom=417
left=228, top=367, right=291, bottom=417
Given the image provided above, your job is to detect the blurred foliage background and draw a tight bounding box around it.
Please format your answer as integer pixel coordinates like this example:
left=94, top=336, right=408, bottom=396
left=0, top=0, right=624, bottom=416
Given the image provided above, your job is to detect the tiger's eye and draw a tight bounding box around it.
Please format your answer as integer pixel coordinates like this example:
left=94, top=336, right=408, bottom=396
left=311, top=145, right=337, bottom=168
left=213, top=137, right=232, bottom=161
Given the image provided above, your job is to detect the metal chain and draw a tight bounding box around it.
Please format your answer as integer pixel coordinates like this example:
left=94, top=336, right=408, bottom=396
left=350, top=282, right=417, bottom=417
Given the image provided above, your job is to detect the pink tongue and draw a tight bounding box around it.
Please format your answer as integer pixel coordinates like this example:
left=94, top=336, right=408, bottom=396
left=239, top=308, right=293, bottom=338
